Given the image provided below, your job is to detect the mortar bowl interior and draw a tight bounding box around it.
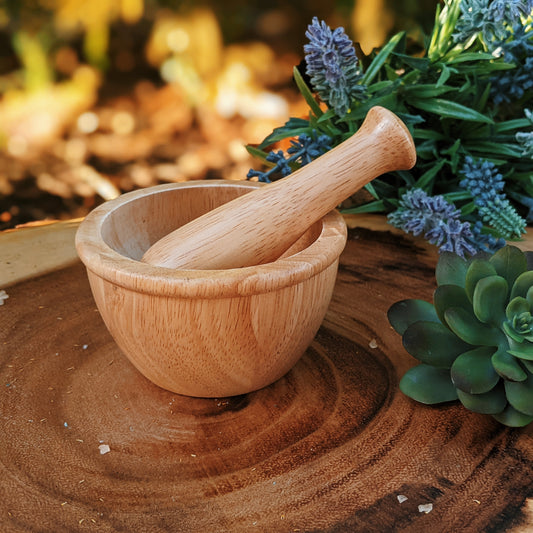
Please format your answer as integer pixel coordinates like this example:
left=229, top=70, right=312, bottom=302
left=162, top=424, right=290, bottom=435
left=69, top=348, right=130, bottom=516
left=76, top=180, right=347, bottom=397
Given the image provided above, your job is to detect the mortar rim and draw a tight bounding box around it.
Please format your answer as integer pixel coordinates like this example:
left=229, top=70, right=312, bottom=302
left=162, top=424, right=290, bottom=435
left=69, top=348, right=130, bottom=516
left=75, top=180, right=347, bottom=299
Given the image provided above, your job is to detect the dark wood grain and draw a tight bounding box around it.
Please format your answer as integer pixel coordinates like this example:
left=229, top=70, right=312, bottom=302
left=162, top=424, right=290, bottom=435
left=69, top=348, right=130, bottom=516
left=1, top=228, right=532, bottom=532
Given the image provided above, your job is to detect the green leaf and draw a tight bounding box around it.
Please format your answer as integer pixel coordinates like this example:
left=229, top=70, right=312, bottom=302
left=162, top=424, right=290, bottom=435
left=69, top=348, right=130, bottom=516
left=444, top=191, right=474, bottom=203
left=362, top=32, right=405, bottom=85
left=507, top=339, right=533, bottom=361
left=466, top=141, right=523, bottom=158
left=489, top=245, right=528, bottom=289
left=317, top=108, right=337, bottom=123
left=527, top=285, right=532, bottom=306
left=402, top=320, right=471, bottom=368
left=414, top=159, right=446, bottom=190
left=436, top=64, right=451, bottom=87
left=495, top=118, right=532, bottom=133
left=434, top=284, right=472, bottom=327
left=473, top=275, right=508, bottom=325
left=511, top=271, right=533, bottom=300
left=444, top=307, right=503, bottom=346
left=465, top=259, right=498, bottom=302
left=460, top=200, right=477, bottom=216
left=245, top=145, right=270, bottom=163
left=364, top=181, right=379, bottom=199
left=503, top=320, right=528, bottom=344
left=399, top=364, right=458, bottom=404
left=506, top=296, right=530, bottom=321
left=406, top=98, right=494, bottom=124
left=505, top=373, right=533, bottom=416
left=259, top=119, right=312, bottom=148
left=448, top=52, right=499, bottom=63
left=456, top=384, right=507, bottom=414
left=492, top=404, right=533, bottom=427
left=402, top=84, right=454, bottom=98
left=436, top=252, right=469, bottom=287
left=341, top=199, right=387, bottom=214
left=387, top=299, right=440, bottom=335
left=455, top=61, right=515, bottom=75
left=520, top=359, right=533, bottom=373
left=394, top=53, right=430, bottom=72
left=491, top=347, right=528, bottom=381
left=451, top=346, right=500, bottom=394
left=293, top=65, right=323, bottom=119
left=413, top=129, right=446, bottom=141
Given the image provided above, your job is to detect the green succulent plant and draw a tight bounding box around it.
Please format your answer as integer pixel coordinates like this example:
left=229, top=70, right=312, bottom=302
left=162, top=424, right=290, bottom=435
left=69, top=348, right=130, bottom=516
left=388, top=245, right=533, bottom=427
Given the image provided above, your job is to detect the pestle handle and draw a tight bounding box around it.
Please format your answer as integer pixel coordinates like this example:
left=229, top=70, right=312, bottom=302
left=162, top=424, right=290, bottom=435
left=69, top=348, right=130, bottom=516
left=142, top=106, right=416, bottom=270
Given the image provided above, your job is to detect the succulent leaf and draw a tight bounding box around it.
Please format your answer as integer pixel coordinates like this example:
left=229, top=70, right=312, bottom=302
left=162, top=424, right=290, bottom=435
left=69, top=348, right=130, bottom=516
left=465, top=259, right=498, bottom=302
left=399, top=364, right=458, bottom=404
left=473, top=275, right=507, bottom=326
left=387, top=299, right=440, bottom=336
left=510, top=271, right=533, bottom=300
left=507, top=340, right=533, bottom=361
left=456, top=384, right=507, bottom=414
left=403, top=321, right=471, bottom=368
left=506, top=296, right=530, bottom=321
left=444, top=306, right=503, bottom=346
left=491, top=404, right=533, bottom=428
left=451, top=346, right=500, bottom=394
left=505, top=373, right=533, bottom=416
left=435, top=252, right=469, bottom=287
left=489, top=245, right=528, bottom=290
left=503, top=296, right=533, bottom=347
left=521, top=359, right=533, bottom=374
left=491, top=347, right=528, bottom=381
left=434, top=284, right=472, bottom=327
left=392, top=246, right=533, bottom=428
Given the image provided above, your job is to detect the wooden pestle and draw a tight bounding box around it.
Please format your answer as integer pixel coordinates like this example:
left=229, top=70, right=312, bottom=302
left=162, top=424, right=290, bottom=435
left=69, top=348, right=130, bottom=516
left=142, top=106, right=416, bottom=270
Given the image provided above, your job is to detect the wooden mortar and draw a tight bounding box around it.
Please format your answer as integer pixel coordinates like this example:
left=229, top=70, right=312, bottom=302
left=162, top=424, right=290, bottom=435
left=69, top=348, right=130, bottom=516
left=76, top=181, right=347, bottom=397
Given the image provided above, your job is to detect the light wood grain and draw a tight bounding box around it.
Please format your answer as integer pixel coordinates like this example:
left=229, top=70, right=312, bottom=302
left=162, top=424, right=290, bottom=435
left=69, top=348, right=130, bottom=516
left=1, top=225, right=531, bottom=532
left=75, top=181, right=348, bottom=396
left=0, top=219, right=82, bottom=288
left=140, top=106, right=416, bottom=269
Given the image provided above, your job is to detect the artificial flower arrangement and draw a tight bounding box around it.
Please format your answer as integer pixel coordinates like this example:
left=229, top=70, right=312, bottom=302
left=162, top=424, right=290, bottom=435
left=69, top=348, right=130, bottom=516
left=246, top=0, right=533, bottom=259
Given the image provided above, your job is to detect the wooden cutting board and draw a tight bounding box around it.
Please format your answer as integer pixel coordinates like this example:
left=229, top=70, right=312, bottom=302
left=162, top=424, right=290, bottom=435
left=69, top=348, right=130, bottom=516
left=1, top=217, right=532, bottom=532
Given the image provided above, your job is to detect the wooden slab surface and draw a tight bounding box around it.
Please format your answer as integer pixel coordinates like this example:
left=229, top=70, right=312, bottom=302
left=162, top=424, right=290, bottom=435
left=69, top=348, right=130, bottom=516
left=1, top=219, right=532, bottom=532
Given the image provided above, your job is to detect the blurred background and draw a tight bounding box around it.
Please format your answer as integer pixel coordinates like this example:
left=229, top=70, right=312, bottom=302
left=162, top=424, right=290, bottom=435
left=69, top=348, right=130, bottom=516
left=0, top=0, right=437, bottom=230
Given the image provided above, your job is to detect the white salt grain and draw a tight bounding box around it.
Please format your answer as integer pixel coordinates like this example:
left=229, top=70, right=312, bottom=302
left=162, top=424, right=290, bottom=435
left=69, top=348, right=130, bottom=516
left=0, top=290, right=9, bottom=305
left=397, top=495, right=408, bottom=504
left=99, top=444, right=110, bottom=455
left=369, top=338, right=378, bottom=349
left=418, top=503, right=433, bottom=514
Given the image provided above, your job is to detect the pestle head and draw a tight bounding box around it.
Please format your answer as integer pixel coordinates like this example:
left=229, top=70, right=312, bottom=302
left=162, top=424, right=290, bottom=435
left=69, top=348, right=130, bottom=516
left=142, top=106, right=416, bottom=270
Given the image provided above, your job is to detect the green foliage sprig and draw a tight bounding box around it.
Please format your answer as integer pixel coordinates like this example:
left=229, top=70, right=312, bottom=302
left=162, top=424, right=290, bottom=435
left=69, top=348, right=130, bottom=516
left=247, top=1, right=533, bottom=257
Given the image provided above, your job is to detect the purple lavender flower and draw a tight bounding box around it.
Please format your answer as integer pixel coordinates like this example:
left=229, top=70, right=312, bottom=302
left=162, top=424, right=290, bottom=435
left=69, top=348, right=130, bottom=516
left=247, top=151, right=291, bottom=183
left=247, top=131, right=332, bottom=183
left=304, top=17, right=366, bottom=117
left=287, top=133, right=332, bottom=165
left=387, top=189, right=478, bottom=258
